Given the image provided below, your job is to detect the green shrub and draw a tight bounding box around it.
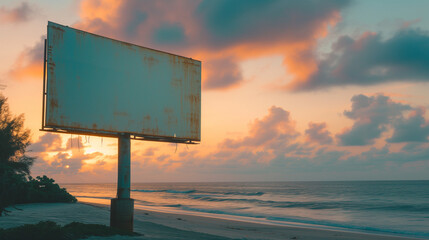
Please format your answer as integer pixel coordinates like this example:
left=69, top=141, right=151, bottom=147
left=0, top=94, right=36, bottom=216
left=63, top=222, right=140, bottom=239
left=0, top=171, right=28, bottom=216
left=0, top=221, right=64, bottom=240
left=0, top=221, right=141, bottom=240
left=24, top=176, right=77, bottom=204
left=0, top=174, right=76, bottom=216
left=0, top=94, right=76, bottom=215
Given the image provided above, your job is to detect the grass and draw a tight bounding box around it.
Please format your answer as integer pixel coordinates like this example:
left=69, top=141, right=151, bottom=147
left=0, top=221, right=142, bottom=240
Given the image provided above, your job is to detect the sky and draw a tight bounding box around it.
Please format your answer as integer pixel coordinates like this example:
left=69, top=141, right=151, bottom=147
left=1, top=0, right=429, bottom=183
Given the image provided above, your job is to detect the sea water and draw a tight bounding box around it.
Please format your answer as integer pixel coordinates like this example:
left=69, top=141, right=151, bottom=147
left=62, top=181, right=429, bottom=239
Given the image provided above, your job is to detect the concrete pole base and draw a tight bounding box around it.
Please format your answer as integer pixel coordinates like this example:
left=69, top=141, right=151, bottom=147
left=110, top=198, right=134, bottom=232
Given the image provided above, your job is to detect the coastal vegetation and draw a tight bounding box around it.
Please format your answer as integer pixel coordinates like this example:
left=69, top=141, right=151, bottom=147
left=0, top=94, right=140, bottom=239
left=0, top=95, right=75, bottom=216
left=0, top=221, right=141, bottom=240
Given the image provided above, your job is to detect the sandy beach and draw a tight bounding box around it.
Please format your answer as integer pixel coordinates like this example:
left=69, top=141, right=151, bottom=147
left=0, top=202, right=422, bottom=240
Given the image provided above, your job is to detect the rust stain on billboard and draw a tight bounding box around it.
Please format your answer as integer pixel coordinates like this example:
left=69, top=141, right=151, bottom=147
left=144, top=56, right=159, bottom=68
left=114, top=111, right=129, bottom=117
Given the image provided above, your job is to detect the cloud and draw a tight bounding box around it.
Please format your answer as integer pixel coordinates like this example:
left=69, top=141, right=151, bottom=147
left=33, top=149, right=104, bottom=175
left=0, top=2, right=35, bottom=24
left=30, top=134, right=107, bottom=176
left=130, top=95, right=429, bottom=179
left=75, top=0, right=195, bottom=48
left=189, top=106, right=308, bottom=167
left=28, top=99, right=429, bottom=181
left=203, top=56, right=243, bottom=89
left=76, top=0, right=348, bottom=47
left=152, top=23, right=186, bottom=45
left=60, top=0, right=348, bottom=90
left=337, top=94, right=411, bottom=146
left=195, top=0, right=348, bottom=47
left=10, top=0, right=351, bottom=87
left=290, top=29, right=429, bottom=91
left=9, top=36, right=44, bottom=80
left=129, top=97, right=429, bottom=178
left=220, top=106, right=299, bottom=149
left=142, top=147, right=157, bottom=157
left=28, top=133, right=62, bottom=153
left=305, top=122, right=333, bottom=144
left=388, top=108, right=429, bottom=143
left=16, top=1, right=429, bottom=92
left=346, top=144, right=429, bottom=165
left=129, top=106, right=305, bottom=176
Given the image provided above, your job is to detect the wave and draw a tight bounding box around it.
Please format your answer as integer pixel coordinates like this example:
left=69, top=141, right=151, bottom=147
left=131, top=189, right=195, bottom=194
left=177, top=206, right=429, bottom=238
left=189, top=196, right=429, bottom=212
left=79, top=192, right=429, bottom=213
left=131, top=189, right=264, bottom=196
left=131, top=189, right=164, bottom=193
left=76, top=195, right=155, bottom=205
left=180, top=206, right=265, bottom=219
left=75, top=195, right=112, bottom=200
left=133, top=199, right=154, bottom=205
left=224, top=191, right=264, bottom=196
left=166, top=190, right=196, bottom=194
left=363, top=204, right=429, bottom=212
left=163, top=204, right=182, bottom=208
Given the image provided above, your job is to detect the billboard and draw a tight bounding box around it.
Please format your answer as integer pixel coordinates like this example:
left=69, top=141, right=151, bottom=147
left=42, top=22, right=201, bottom=143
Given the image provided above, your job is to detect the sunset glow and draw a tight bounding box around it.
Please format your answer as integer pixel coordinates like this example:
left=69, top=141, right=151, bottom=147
left=1, top=0, right=429, bottom=183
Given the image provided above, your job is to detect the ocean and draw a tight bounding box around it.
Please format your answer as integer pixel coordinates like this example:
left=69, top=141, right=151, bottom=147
left=62, top=181, right=429, bottom=239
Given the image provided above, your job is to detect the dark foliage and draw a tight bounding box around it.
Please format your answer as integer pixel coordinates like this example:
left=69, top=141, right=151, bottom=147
left=0, top=95, right=76, bottom=216
left=0, top=221, right=63, bottom=240
left=20, top=176, right=77, bottom=204
left=0, top=221, right=141, bottom=240
left=0, top=174, right=77, bottom=216
left=0, top=94, right=34, bottom=215
left=24, top=176, right=77, bottom=204
left=0, top=171, right=27, bottom=215
left=0, top=95, right=34, bottom=176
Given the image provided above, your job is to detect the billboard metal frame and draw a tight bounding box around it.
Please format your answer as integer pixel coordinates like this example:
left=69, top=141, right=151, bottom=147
left=40, top=22, right=200, bottom=144
left=40, top=21, right=203, bottom=231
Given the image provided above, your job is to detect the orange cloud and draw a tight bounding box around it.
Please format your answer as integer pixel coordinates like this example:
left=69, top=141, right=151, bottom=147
left=10, top=0, right=348, bottom=90
left=9, top=36, right=44, bottom=80
left=28, top=98, right=429, bottom=181
left=80, top=0, right=121, bottom=23
left=30, top=134, right=115, bottom=178
left=74, top=0, right=348, bottom=90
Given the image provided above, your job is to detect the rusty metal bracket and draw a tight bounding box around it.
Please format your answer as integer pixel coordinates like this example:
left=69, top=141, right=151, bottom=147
left=39, top=127, right=199, bottom=144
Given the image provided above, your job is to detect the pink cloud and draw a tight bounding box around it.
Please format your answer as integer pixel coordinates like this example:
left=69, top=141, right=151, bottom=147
left=29, top=134, right=109, bottom=178
left=305, top=122, right=333, bottom=145
left=28, top=95, right=429, bottom=181
left=220, top=106, right=299, bottom=149
left=28, top=133, right=62, bottom=153
left=0, top=2, right=35, bottom=24
left=8, top=36, right=44, bottom=81
left=11, top=0, right=348, bottom=88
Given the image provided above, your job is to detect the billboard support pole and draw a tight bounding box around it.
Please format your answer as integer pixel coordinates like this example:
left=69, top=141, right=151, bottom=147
left=110, top=133, right=134, bottom=232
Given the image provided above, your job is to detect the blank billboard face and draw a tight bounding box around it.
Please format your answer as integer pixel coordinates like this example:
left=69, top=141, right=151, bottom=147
left=44, top=22, right=201, bottom=142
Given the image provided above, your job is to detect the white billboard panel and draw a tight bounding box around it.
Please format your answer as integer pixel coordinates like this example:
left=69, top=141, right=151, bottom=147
left=43, top=22, right=201, bottom=143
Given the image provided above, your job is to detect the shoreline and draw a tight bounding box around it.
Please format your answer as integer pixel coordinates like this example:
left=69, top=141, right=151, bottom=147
left=79, top=197, right=427, bottom=240
left=0, top=202, right=423, bottom=240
